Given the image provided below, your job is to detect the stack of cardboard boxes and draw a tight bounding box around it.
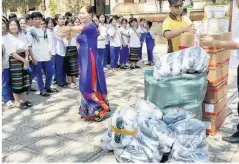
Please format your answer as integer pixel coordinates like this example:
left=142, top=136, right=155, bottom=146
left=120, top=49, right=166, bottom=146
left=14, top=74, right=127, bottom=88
left=178, top=3, right=232, bottom=135
left=201, top=4, right=231, bottom=135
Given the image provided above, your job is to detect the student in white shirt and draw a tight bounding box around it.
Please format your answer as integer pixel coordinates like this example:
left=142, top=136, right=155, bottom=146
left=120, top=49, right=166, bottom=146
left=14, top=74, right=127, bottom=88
left=108, top=17, right=122, bottom=71
left=119, top=18, right=130, bottom=69
left=8, top=18, right=33, bottom=109
left=99, top=14, right=111, bottom=68
left=19, top=18, right=27, bottom=33
left=93, top=15, right=107, bottom=68
left=2, top=16, right=14, bottom=108
left=63, top=18, right=78, bottom=89
left=46, top=17, right=57, bottom=83
left=27, top=12, right=57, bottom=97
left=138, top=18, right=147, bottom=61
left=53, top=14, right=67, bottom=87
left=128, top=18, right=142, bottom=69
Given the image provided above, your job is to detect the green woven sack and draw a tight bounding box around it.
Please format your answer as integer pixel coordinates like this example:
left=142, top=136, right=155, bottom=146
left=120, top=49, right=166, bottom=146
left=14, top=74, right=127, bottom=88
left=144, top=70, right=208, bottom=110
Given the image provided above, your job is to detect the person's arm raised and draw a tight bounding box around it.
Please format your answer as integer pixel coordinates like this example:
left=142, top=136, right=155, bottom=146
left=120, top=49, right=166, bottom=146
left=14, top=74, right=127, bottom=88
left=201, top=37, right=239, bottom=50
left=56, top=25, right=84, bottom=37
left=164, top=25, right=196, bottom=40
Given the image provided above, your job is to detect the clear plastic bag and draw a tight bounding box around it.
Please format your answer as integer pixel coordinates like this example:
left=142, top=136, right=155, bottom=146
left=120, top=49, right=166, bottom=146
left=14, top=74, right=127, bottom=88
left=100, top=130, right=113, bottom=151
left=168, top=141, right=209, bottom=163
left=172, top=51, right=182, bottom=76
left=163, top=111, right=194, bottom=127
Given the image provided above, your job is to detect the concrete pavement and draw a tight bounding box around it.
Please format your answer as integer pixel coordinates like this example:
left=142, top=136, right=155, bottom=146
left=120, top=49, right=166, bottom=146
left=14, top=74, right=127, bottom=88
left=2, top=44, right=239, bottom=163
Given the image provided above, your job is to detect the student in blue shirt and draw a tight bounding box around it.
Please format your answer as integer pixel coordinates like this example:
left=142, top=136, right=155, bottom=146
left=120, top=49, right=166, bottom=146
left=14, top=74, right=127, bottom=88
left=144, top=21, right=155, bottom=66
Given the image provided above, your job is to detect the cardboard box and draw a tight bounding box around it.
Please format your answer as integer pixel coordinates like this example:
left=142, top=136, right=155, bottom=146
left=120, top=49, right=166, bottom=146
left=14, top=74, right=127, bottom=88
left=199, top=34, right=224, bottom=53
left=203, top=106, right=227, bottom=136
left=208, top=51, right=223, bottom=69
left=208, top=64, right=229, bottom=87
left=222, top=49, right=231, bottom=65
left=203, top=94, right=227, bottom=119
left=178, top=33, right=195, bottom=50
left=204, top=80, right=228, bottom=104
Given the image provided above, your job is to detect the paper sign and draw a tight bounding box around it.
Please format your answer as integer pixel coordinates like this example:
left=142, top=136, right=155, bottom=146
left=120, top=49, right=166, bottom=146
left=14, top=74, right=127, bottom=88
left=205, top=104, right=214, bottom=113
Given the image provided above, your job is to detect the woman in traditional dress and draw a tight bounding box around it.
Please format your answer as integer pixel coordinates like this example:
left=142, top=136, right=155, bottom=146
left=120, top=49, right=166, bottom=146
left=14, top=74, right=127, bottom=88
left=57, top=5, right=110, bottom=121
left=8, top=18, right=33, bottom=109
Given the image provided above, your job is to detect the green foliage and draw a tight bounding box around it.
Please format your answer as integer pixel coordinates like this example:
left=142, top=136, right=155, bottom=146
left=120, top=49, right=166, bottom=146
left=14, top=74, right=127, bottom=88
left=2, top=0, right=41, bottom=13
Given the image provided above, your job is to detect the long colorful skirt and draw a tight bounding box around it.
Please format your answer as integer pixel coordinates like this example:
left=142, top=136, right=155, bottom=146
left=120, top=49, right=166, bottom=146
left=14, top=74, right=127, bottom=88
left=64, top=46, right=78, bottom=76
left=9, top=52, right=30, bottom=94
left=78, top=47, right=110, bottom=120
left=129, top=47, right=140, bottom=63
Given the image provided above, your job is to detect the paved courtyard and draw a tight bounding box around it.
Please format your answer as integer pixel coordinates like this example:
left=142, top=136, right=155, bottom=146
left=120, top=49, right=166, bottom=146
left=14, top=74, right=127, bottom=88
left=2, top=44, right=239, bottom=163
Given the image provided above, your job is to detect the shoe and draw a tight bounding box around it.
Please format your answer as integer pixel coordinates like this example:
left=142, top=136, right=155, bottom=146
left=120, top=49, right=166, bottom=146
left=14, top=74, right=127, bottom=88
left=146, top=63, right=151, bottom=66
left=69, top=83, right=77, bottom=89
left=150, top=63, right=154, bottom=66
left=6, top=101, right=15, bottom=108
left=40, top=90, right=50, bottom=97
left=52, top=81, right=57, bottom=85
left=123, top=65, right=129, bottom=69
left=24, top=101, right=33, bottom=107
left=20, top=103, right=28, bottom=110
left=135, top=65, right=140, bottom=69
left=116, top=64, right=120, bottom=68
left=46, top=88, right=59, bottom=93
left=58, top=83, right=68, bottom=88
left=29, top=88, right=37, bottom=92
left=222, top=134, right=239, bottom=143
left=130, top=66, right=135, bottom=69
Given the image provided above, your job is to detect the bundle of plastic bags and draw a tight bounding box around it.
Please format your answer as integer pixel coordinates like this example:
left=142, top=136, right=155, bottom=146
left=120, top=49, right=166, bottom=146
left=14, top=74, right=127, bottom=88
left=153, top=46, right=210, bottom=80
left=167, top=119, right=208, bottom=163
left=100, top=99, right=209, bottom=163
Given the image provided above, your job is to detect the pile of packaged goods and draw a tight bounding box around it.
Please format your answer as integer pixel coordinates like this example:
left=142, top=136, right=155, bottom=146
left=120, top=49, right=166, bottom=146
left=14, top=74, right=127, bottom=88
left=190, top=3, right=232, bottom=136
left=153, top=46, right=209, bottom=80
left=147, top=46, right=209, bottom=120
left=101, top=99, right=208, bottom=163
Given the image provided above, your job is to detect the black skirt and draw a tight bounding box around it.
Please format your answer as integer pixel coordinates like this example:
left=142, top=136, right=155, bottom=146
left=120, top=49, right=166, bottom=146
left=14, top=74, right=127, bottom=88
left=9, top=52, right=30, bottom=94
left=129, top=47, right=140, bottom=62
left=64, top=46, right=78, bottom=76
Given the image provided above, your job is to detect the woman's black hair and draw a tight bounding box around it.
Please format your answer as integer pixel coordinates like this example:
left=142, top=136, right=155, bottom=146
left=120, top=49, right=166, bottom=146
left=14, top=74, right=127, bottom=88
left=72, top=17, right=81, bottom=24
left=54, top=14, right=62, bottom=21
left=129, top=18, right=137, bottom=24
left=2, top=16, right=9, bottom=32
left=8, top=13, right=17, bottom=20
left=25, top=14, right=31, bottom=20
left=45, top=17, right=56, bottom=27
left=120, top=18, right=128, bottom=24
left=65, top=12, right=72, bottom=20
left=65, top=18, right=74, bottom=26
left=140, top=18, right=146, bottom=22
left=8, top=18, right=22, bottom=33
left=168, top=0, right=182, bottom=6
left=31, top=12, right=43, bottom=19
left=109, top=17, right=117, bottom=24
left=146, top=21, right=153, bottom=28
left=98, top=14, right=107, bottom=24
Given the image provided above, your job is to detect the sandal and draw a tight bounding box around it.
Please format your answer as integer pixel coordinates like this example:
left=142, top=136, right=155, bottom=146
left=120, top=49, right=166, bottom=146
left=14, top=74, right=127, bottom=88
left=24, top=101, right=33, bottom=107
left=40, top=90, right=50, bottom=97
left=46, top=88, right=59, bottom=93
left=20, top=103, right=28, bottom=110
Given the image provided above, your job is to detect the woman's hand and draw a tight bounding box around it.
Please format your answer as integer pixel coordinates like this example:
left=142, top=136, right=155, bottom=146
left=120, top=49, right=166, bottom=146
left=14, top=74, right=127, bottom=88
left=56, top=26, right=70, bottom=37
left=200, top=36, right=214, bottom=46
left=23, top=59, right=29, bottom=70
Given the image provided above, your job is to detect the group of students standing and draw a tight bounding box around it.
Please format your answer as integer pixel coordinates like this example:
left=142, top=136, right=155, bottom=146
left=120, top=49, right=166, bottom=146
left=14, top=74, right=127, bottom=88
left=2, top=11, right=155, bottom=111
